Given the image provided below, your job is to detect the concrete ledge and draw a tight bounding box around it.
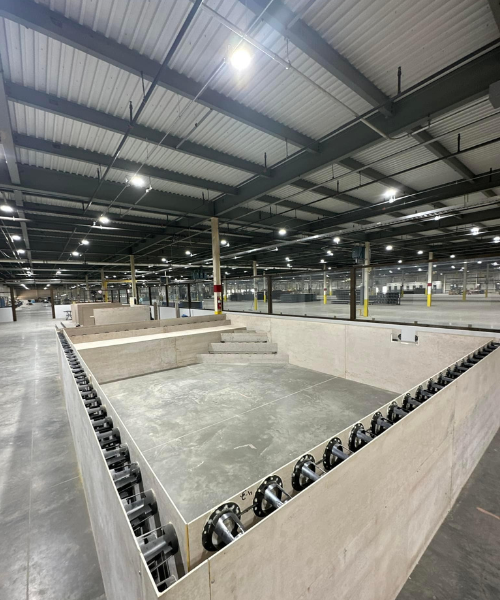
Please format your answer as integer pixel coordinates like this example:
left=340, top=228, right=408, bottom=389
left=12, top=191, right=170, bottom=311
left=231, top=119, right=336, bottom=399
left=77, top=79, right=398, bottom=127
left=220, top=332, right=268, bottom=342
left=209, top=342, right=278, bottom=354
left=198, top=353, right=289, bottom=364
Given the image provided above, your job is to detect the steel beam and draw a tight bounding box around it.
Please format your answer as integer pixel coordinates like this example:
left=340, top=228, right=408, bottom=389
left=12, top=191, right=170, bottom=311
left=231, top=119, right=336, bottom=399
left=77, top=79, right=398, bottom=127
left=0, top=164, right=312, bottom=232
left=238, top=0, right=392, bottom=117
left=411, top=129, right=496, bottom=199
left=213, top=46, right=500, bottom=215
left=364, top=205, right=500, bottom=241
left=488, top=0, right=500, bottom=32
left=0, top=69, right=33, bottom=267
left=5, top=81, right=266, bottom=177
left=0, top=0, right=317, bottom=150
left=14, top=134, right=238, bottom=195
left=6, top=83, right=350, bottom=213
left=307, top=170, right=500, bottom=233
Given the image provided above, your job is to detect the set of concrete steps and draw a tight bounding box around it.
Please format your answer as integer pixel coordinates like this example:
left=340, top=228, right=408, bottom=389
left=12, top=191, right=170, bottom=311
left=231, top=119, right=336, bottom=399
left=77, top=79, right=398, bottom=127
left=197, top=330, right=288, bottom=364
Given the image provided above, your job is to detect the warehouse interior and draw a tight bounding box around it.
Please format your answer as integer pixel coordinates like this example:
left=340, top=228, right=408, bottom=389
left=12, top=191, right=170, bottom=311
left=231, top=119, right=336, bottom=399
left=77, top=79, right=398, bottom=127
left=1, top=1, right=500, bottom=599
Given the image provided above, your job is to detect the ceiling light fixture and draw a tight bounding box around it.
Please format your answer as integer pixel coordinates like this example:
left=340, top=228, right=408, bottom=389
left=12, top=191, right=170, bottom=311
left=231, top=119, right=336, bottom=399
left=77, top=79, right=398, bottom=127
left=230, top=48, right=252, bottom=70
left=185, top=250, right=191, bottom=255
left=398, top=260, right=403, bottom=264
left=386, top=245, right=393, bottom=251
left=278, top=228, right=286, bottom=236
left=417, top=250, right=423, bottom=255
left=81, top=239, right=90, bottom=245
left=99, top=215, right=110, bottom=224
left=72, top=251, right=80, bottom=257
left=333, top=237, right=340, bottom=244
left=11, top=234, right=21, bottom=241
left=18, top=249, right=25, bottom=254
left=0, top=204, right=14, bottom=213
left=471, top=226, right=480, bottom=235
left=220, top=239, right=228, bottom=245
left=130, top=175, right=146, bottom=187
left=494, top=237, right=500, bottom=243
left=450, top=254, right=455, bottom=258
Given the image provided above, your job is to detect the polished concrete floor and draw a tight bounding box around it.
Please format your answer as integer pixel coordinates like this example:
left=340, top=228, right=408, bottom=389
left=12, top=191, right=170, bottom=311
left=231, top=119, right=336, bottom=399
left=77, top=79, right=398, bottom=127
left=223, top=295, right=500, bottom=330
left=397, top=429, right=500, bottom=600
left=102, top=364, right=398, bottom=521
left=0, top=304, right=105, bottom=600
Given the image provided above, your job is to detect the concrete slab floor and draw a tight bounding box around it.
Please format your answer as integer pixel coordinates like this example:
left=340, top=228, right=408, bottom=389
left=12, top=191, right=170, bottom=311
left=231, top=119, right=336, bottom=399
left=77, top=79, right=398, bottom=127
left=397, top=429, right=500, bottom=600
left=0, top=304, right=105, bottom=600
left=102, top=364, right=398, bottom=521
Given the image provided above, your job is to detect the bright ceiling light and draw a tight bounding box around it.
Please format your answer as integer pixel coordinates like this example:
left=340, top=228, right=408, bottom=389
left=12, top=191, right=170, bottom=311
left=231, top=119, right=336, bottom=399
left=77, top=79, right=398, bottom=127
left=185, top=250, right=191, bottom=255
left=494, top=237, right=500, bottom=243
left=99, top=215, right=110, bottom=224
left=130, top=175, right=146, bottom=187
left=72, top=251, right=80, bottom=257
left=398, top=260, right=402, bottom=264
left=320, top=259, right=325, bottom=263
left=221, top=239, right=228, bottom=245
left=278, top=228, right=286, bottom=236
left=11, top=234, right=21, bottom=241
left=434, top=215, right=441, bottom=221
left=451, top=265, right=456, bottom=269
left=56, top=271, right=61, bottom=275
left=477, top=261, right=482, bottom=264
left=471, top=226, right=480, bottom=235
left=386, top=245, right=393, bottom=251
left=18, top=249, right=25, bottom=254
left=161, top=258, right=167, bottom=262
left=417, top=250, right=423, bottom=255
left=384, top=188, right=397, bottom=203
left=327, top=250, right=333, bottom=255
left=0, top=204, right=14, bottom=213
left=333, top=237, right=340, bottom=244
left=450, top=254, right=455, bottom=258
left=81, top=239, right=90, bottom=245
left=230, top=48, right=252, bottom=70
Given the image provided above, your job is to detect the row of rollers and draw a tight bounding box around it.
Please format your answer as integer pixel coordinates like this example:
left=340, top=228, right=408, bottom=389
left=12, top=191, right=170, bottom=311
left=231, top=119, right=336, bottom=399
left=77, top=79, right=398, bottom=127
left=57, top=332, right=180, bottom=591
left=202, top=340, right=499, bottom=552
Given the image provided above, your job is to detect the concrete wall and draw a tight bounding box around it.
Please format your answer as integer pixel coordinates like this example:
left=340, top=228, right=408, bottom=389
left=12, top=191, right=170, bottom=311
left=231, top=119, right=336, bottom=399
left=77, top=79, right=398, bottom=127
left=77, top=326, right=241, bottom=383
left=71, top=302, right=120, bottom=326
left=57, top=332, right=209, bottom=600
left=226, top=313, right=489, bottom=392
left=58, top=320, right=500, bottom=600
left=93, top=305, right=150, bottom=326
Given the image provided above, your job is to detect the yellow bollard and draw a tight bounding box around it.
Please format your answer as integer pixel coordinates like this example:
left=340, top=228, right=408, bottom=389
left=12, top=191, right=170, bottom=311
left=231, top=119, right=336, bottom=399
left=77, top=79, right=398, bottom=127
left=363, top=298, right=368, bottom=317
left=427, top=291, right=432, bottom=307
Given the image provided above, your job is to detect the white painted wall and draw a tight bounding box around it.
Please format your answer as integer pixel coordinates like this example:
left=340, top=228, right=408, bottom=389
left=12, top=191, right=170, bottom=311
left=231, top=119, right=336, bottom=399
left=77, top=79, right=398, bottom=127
left=54, top=304, right=72, bottom=319
left=0, top=307, right=14, bottom=322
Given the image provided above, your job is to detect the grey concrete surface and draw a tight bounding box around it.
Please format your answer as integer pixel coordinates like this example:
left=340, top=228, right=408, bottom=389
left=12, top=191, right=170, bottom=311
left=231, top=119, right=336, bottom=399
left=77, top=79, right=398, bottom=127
left=224, top=295, right=500, bottom=330
left=102, top=364, right=398, bottom=521
left=0, top=304, right=105, bottom=600
left=397, top=429, right=500, bottom=600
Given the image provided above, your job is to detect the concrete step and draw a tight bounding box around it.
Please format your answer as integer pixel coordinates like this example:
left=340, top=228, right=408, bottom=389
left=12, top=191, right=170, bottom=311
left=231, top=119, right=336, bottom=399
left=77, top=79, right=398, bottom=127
left=209, top=342, right=278, bottom=354
left=198, top=353, right=289, bottom=364
left=220, top=332, right=268, bottom=342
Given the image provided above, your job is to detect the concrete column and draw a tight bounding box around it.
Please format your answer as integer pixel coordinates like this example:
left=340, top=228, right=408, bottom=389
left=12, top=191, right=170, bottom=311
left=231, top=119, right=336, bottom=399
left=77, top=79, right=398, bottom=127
left=462, top=262, right=468, bottom=301
left=322, top=264, right=327, bottom=304
left=130, top=255, right=137, bottom=305
left=211, top=217, right=222, bottom=314
left=363, top=242, right=370, bottom=317
left=485, top=263, right=489, bottom=298
left=50, top=286, right=55, bottom=319
left=401, top=271, right=405, bottom=297
left=9, top=286, right=16, bottom=322
left=443, top=274, right=446, bottom=295
left=427, top=252, right=433, bottom=307
left=100, top=268, right=107, bottom=302
left=253, top=260, right=258, bottom=311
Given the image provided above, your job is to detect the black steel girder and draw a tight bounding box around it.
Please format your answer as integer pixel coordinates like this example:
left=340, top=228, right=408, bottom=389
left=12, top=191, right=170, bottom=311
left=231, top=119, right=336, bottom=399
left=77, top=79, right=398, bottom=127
left=213, top=46, right=500, bottom=215
left=0, top=0, right=317, bottom=150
